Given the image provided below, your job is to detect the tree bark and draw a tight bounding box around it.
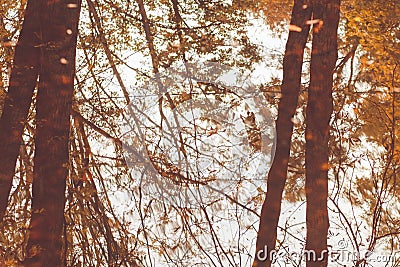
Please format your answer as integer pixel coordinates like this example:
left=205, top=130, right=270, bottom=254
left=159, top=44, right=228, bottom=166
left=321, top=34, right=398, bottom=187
left=24, top=0, right=81, bottom=266
left=305, top=1, right=340, bottom=266
left=0, top=0, right=41, bottom=220
left=253, top=1, right=311, bottom=266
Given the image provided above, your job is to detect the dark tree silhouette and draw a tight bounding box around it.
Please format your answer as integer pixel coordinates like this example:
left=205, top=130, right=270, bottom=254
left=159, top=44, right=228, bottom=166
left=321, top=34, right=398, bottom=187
left=253, top=1, right=312, bottom=266
left=254, top=1, right=340, bottom=266
left=21, top=0, right=81, bottom=266
left=0, top=0, right=41, bottom=220
left=305, top=1, right=340, bottom=266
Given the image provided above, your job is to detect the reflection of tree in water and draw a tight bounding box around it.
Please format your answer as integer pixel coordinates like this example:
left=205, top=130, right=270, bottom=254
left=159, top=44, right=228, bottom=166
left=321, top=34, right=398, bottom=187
left=122, top=64, right=276, bottom=209
left=1, top=0, right=399, bottom=266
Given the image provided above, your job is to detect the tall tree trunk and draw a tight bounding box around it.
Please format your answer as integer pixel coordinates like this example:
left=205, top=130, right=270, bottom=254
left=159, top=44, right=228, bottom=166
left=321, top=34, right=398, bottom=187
left=253, top=1, right=311, bottom=266
left=305, top=1, right=340, bottom=266
left=24, top=0, right=81, bottom=266
left=0, top=0, right=41, bottom=220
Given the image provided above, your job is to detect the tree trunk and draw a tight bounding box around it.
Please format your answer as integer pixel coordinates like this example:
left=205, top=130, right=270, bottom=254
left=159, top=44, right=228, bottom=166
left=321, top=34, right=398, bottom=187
left=305, top=1, right=340, bottom=266
left=253, top=1, right=311, bottom=266
left=24, top=0, right=81, bottom=266
left=0, top=0, right=41, bottom=220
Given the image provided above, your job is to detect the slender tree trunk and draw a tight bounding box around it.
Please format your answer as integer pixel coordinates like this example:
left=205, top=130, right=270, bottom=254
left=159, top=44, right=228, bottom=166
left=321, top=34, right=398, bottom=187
left=253, top=1, right=311, bottom=266
left=305, top=1, right=340, bottom=266
left=24, top=0, right=81, bottom=266
left=0, top=0, right=41, bottom=220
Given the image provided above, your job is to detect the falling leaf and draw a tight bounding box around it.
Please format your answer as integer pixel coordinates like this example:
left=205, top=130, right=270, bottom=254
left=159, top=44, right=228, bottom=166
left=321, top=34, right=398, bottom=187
left=306, top=19, right=321, bottom=25
left=67, top=3, right=78, bottom=8
left=60, top=58, right=68, bottom=64
left=289, top=24, right=302, bottom=32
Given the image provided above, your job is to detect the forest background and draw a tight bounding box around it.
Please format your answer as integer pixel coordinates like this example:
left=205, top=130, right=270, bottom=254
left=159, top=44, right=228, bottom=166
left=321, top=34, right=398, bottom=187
left=0, top=0, right=399, bottom=266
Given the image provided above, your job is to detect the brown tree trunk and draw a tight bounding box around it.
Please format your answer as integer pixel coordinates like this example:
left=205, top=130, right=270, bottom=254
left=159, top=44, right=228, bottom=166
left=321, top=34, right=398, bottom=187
left=253, top=1, right=311, bottom=266
left=0, top=0, right=42, bottom=220
left=305, top=1, right=340, bottom=266
left=24, top=0, right=81, bottom=266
